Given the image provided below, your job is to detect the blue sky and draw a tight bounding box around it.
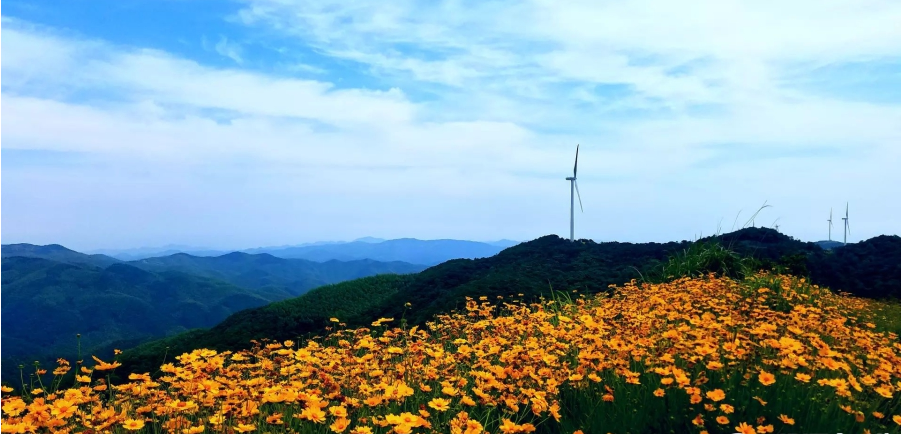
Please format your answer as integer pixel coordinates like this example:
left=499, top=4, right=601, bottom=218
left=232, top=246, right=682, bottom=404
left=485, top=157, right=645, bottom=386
left=1, top=0, right=900, bottom=250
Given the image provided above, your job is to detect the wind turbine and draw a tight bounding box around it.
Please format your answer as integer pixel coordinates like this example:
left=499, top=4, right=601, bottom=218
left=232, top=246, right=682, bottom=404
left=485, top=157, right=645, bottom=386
left=565, top=144, right=584, bottom=242
left=827, top=208, right=833, bottom=241
left=842, top=202, right=850, bottom=245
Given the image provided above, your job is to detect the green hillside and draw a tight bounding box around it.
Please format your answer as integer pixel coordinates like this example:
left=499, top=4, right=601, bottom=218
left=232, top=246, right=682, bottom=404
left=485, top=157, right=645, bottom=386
left=0, top=257, right=291, bottom=382
left=115, top=273, right=415, bottom=376
left=129, top=252, right=426, bottom=296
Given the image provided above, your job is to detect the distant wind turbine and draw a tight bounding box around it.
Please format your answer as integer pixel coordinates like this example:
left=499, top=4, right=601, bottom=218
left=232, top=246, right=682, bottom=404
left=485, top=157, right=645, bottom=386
left=827, top=208, right=833, bottom=241
left=565, top=144, right=584, bottom=242
left=842, top=202, right=850, bottom=245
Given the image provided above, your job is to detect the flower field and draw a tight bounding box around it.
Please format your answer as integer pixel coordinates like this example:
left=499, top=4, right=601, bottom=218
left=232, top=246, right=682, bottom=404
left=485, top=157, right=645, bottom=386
left=2, top=273, right=900, bottom=434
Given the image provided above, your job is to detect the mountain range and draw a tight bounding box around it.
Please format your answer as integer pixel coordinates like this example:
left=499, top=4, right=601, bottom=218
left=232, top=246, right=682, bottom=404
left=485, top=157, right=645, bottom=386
left=85, top=238, right=522, bottom=262
left=0, top=244, right=427, bottom=382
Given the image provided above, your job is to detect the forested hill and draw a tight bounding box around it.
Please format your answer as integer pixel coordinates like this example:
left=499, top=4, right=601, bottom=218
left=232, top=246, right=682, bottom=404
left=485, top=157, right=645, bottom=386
left=0, top=257, right=291, bottom=381
left=807, top=235, right=901, bottom=299
left=128, top=252, right=426, bottom=296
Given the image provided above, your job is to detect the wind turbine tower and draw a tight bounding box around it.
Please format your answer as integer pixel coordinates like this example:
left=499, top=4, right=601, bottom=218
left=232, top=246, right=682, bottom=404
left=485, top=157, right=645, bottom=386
left=565, top=144, right=584, bottom=242
left=827, top=208, right=833, bottom=241
left=842, top=202, right=850, bottom=245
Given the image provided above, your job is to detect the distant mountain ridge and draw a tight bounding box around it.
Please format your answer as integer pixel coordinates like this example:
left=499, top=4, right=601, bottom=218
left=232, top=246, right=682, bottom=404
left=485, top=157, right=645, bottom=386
left=1, top=243, right=121, bottom=268
left=249, top=238, right=514, bottom=265
left=127, top=252, right=426, bottom=296
left=83, top=238, right=521, bottom=263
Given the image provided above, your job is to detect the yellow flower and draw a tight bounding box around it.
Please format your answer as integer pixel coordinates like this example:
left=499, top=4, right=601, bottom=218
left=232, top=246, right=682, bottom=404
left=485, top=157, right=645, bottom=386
left=122, top=419, right=146, bottom=431
left=464, top=421, right=484, bottom=434
left=428, top=398, right=451, bottom=412
left=653, top=388, right=665, bottom=397
left=234, top=424, right=255, bottom=433
left=329, top=406, right=348, bottom=418
left=716, top=416, right=729, bottom=425
left=329, top=418, right=350, bottom=433
left=757, top=371, right=776, bottom=386
left=2, top=399, right=26, bottom=417
left=499, top=419, right=519, bottom=434
left=91, top=355, right=121, bottom=371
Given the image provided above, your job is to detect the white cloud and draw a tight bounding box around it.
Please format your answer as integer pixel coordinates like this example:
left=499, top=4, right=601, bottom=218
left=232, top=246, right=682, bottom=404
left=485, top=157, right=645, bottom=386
left=214, top=36, right=244, bottom=64
left=0, top=5, right=899, bottom=248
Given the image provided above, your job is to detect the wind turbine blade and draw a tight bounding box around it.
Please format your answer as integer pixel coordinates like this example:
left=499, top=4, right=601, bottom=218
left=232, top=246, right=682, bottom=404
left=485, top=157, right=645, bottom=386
left=573, top=144, right=579, bottom=177
left=574, top=180, right=584, bottom=213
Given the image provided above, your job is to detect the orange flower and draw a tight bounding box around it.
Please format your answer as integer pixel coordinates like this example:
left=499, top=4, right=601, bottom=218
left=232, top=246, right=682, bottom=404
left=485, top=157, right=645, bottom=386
left=734, top=422, right=755, bottom=434
left=757, top=371, right=776, bottom=386
left=705, top=389, right=725, bottom=402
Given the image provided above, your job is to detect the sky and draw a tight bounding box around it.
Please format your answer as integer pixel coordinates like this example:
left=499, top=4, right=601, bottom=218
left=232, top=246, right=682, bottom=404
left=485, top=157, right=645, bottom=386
left=1, top=0, right=900, bottom=251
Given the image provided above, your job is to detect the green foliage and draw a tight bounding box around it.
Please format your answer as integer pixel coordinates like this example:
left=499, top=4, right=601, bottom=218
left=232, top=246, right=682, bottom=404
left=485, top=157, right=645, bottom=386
left=654, top=240, right=759, bottom=282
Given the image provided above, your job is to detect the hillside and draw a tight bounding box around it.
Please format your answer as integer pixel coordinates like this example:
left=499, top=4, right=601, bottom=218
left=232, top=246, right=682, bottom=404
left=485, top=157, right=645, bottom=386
left=1, top=243, right=121, bottom=268
left=117, top=234, right=691, bottom=374
left=8, top=273, right=901, bottom=434
left=252, top=238, right=511, bottom=265
left=116, top=274, right=415, bottom=376
left=0, top=257, right=292, bottom=382
left=808, top=235, right=902, bottom=299
left=128, top=252, right=426, bottom=296
left=116, top=228, right=901, bottom=379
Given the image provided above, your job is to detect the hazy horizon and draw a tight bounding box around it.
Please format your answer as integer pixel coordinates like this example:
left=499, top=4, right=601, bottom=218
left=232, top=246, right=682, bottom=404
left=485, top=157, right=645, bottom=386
left=2, top=1, right=900, bottom=251
left=1, top=225, right=889, bottom=254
